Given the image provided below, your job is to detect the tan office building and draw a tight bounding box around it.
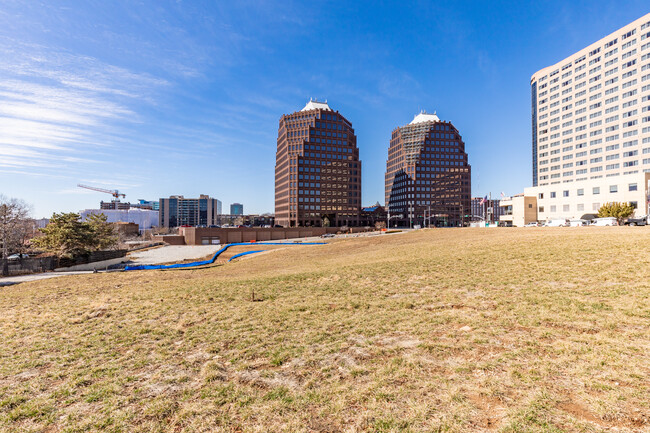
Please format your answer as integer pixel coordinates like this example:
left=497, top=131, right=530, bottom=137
left=385, top=112, right=471, bottom=227
left=274, top=100, right=361, bottom=227
left=499, top=194, right=538, bottom=227
left=529, top=13, right=650, bottom=218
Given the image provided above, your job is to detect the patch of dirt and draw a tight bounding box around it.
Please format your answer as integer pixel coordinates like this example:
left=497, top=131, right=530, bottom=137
left=558, top=397, right=648, bottom=429
left=468, top=393, right=505, bottom=430
left=235, top=370, right=301, bottom=390
left=421, top=303, right=476, bottom=311
left=559, top=401, right=601, bottom=424
left=376, top=334, right=421, bottom=349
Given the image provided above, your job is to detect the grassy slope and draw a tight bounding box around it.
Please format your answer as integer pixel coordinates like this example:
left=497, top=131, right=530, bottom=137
left=0, top=228, right=649, bottom=432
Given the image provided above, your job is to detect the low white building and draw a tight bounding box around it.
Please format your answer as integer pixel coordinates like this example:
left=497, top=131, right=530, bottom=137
left=500, top=172, right=649, bottom=226
left=526, top=172, right=649, bottom=221
left=80, top=208, right=159, bottom=231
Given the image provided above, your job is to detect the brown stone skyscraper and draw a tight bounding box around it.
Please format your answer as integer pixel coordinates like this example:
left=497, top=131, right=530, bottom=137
left=275, top=100, right=361, bottom=227
left=385, top=112, right=471, bottom=227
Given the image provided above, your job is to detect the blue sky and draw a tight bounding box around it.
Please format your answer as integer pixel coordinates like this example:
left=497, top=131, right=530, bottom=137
left=1, top=1, right=649, bottom=218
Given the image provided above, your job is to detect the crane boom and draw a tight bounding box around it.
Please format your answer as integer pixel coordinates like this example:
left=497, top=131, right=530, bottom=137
left=77, top=184, right=126, bottom=200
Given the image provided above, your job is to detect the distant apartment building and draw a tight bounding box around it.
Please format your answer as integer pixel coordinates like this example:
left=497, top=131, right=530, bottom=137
left=275, top=99, right=362, bottom=227
left=529, top=13, right=650, bottom=219
left=470, top=197, right=503, bottom=223
left=159, top=195, right=222, bottom=228
left=230, top=203, right=244, bottom=215
left=100, top=201, right=130, bottom=210
left=385, top=112, right=471, bottom=227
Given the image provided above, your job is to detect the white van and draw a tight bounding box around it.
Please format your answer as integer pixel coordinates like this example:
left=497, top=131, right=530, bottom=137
left=591, top=217, right=618, bottom=226
left=568, top=219, right=588, bottom=227
left=545, top=219, right=568, bottom=227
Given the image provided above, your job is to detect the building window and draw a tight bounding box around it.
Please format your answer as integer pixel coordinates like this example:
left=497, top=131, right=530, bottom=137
left=577, top=204, right=585, bottom=211
left=593, top=187, right=600, bottom=194
left=563, top=190, right=569, bottom=197
left=539, top=206, right=545, bottom=212
left=528, top=204, right=533, bottom=208
left=550, top=191, right=556, bottom=198
left=610, top=185, right=618, bottom=193
left=577, top=188, right=584, bottom=196
left=538, top=193, right=544, bottom=199
left=550, top=205, right=557, bottom=212
left=593, top=203, right=600, bottom=211
left=630, top=201, right=638, bottom=209
left=563, top=205, right=570, bottom=212
left=629, top=183, right=638, bottom=191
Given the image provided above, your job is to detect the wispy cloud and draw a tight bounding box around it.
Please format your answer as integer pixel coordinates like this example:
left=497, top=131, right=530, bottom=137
left=0, top=37, right=170, bottom=175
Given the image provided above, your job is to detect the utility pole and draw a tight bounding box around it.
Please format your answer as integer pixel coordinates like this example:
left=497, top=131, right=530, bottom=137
left=487, top=192, right=493, bottom=224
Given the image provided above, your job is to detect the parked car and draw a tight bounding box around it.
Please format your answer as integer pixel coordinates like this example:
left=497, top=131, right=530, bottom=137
left=591, top=217, right=618, bottom=226
left=623, top=215, right=648, bottom=226
left=568, top=219, right=588, bottom=227
left=523, top=222, right=540, bottom=227
left=6, top=253, right=29, bottom=260
left=544, top=219, right=569, bottom=227
left=321, top=233, right=335, bottom=238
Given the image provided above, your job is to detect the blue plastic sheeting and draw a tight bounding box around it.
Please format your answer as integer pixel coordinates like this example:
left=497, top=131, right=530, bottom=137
left=228, top=250, right=264, bottom=262
left=124, top=242, right=325, bottom=271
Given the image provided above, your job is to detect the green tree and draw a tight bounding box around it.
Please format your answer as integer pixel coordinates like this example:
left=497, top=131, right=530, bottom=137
left=597, top=202, right=635, bottom=224
left=32, top=212, right=117, bottom=258
left=86, top=213, right=118, bottom=250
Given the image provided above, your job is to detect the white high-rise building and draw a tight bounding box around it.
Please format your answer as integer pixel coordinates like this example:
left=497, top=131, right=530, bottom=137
left=526, top=13, right=650, bottom=221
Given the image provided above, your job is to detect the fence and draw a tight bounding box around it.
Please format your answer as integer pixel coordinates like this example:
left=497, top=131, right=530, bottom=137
left=1, top=250, right=127, bottom=276
left=57, top=250, right=127, bottom=268
left=1, top=257, right=58, bottom=276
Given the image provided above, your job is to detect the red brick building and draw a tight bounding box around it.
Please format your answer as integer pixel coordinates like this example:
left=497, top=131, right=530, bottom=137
left=275, top=100, right=362, bottom=227
left=385, top=112, right=471, bottom=227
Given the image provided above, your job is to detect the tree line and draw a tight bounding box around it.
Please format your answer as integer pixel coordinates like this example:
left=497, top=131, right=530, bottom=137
left=1, top=195, right=118, bottom=274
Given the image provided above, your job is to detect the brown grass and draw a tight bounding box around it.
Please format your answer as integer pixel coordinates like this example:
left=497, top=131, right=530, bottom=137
left=1, top=228, right=649, bottom=432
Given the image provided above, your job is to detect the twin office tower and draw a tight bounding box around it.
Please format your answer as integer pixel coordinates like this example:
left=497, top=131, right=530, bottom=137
left=274, top=100, right=471, bottom=228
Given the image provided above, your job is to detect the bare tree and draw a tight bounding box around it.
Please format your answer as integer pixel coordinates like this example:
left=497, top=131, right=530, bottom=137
left=0, top=195, right=32, bottom=275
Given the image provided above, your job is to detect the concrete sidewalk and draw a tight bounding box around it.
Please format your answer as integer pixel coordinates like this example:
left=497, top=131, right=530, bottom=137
left=0, top=271, right=93, bottom=287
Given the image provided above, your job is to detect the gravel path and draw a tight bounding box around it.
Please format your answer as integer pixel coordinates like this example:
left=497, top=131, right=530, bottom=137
left=127, top=245, right=223, bottom=265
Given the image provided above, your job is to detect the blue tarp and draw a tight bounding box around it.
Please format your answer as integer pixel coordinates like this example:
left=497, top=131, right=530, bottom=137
left=124, top=242, right=325, bottom=271
left=227, top=250, right=264, bottom=262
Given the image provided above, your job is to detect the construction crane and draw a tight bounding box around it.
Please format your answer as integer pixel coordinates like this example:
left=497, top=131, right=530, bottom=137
left=77, top=184, right=126, bottom=203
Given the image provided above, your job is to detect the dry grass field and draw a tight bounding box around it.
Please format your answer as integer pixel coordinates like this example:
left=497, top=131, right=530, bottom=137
left=1, top=228, right=649, bottom=433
